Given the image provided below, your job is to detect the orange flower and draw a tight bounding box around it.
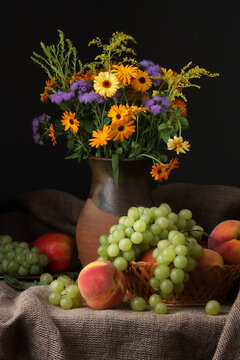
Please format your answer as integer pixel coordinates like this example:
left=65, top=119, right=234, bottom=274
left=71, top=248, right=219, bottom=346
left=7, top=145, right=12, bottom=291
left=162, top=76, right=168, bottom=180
left=150, top=158, right=179, bottom=182
left=49, top=124, right=57, bottom=146
left=109, top=118, right=135, bottom=142
left=171, top=99, right=187, bottom=117
left=108, top=104, right=132, bottom=123
left=89, top=125, right=112, bottom=148
left=61, top=111, right=79, bottom=134
left=112, top=64, right=138, bottom=86
left=131, top=70, right=152, bottom=92
left=41, top=77, right=57, bottom=103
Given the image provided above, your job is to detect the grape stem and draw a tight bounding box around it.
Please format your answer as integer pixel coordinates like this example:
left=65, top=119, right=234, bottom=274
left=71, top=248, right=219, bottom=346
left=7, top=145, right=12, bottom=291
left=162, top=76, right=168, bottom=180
left=181, top=229, right=214, bottom=242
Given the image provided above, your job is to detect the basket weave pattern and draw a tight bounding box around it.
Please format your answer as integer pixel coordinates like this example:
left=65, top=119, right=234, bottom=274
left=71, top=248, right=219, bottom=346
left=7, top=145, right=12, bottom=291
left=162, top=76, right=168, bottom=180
left=124, top=261, right=240, bottom=306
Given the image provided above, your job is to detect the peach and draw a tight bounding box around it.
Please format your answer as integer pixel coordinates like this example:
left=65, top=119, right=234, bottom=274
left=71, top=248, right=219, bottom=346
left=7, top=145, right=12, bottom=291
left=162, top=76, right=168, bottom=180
left=197, top=248, right=224, bottom=266
left=208, top=220, right=240, bottom=264
left=138, top=248, right=156, bottom=263
left=78, top=260, right=126, bottom=309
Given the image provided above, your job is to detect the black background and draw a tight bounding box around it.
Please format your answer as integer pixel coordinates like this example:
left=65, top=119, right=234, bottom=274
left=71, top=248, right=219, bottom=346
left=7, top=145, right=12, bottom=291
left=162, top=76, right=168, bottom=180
left=1, top=0, right=239, bottom=203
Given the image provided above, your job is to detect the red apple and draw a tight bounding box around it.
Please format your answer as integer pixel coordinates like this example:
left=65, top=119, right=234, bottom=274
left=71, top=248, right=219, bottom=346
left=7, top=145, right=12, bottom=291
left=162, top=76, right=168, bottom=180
left=197, top=248, right=224, bottom=266
left=78, top=260, right=126, bottom=309
left=208, top=220, right=240, bottom=264
left=32, top=232, right=75, bottom=274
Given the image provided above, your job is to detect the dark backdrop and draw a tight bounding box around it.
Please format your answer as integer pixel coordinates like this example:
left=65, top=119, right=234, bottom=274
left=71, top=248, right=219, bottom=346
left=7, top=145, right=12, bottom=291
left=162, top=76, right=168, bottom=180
left=1, top=0, right=239, bottom=203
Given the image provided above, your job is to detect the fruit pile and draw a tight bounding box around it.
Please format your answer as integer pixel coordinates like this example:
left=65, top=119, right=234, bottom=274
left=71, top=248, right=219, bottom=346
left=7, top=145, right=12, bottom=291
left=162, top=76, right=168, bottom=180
left=0, top=235, right=49, bottom=276
left=96, top=204, right=205, bottom=301
left=48, top=274, right=83, bottom=309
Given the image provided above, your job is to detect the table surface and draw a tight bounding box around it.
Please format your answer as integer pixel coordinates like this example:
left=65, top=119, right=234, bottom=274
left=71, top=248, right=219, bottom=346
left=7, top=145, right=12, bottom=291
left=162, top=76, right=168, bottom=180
left=0, top=280, right=240, bottom=360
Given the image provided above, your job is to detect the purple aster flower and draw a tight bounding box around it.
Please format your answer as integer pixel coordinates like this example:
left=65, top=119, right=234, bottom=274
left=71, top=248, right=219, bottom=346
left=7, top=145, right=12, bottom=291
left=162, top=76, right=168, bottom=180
left=143, top=95, right=170, bottom=115
left=78, top=90, right=105, bottom=104
left=50, top=90, right=75, bottom=104
left=140, top=60, right=162, bottom=86
left=32, top=113, right=46, bottom=145
left=70, top=80, right=93, bottom=93
left=113, top=90, right=120, bottom=100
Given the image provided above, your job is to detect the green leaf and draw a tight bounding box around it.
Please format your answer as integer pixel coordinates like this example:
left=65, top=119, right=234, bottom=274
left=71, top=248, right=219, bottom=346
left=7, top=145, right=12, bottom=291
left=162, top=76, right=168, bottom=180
left=160, top=129, right=172, bottom=143
left=158, top=123, right=168, bottom=131
left=179, top=117, right=189, bottom=130
left=3, top=275, right=33, bottom=291
left=112, top=154, right=119, bottom=189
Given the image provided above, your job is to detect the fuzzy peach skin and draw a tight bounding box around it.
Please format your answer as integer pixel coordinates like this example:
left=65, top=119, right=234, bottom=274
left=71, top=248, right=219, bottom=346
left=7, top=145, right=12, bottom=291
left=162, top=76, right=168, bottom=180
left=197, top=248, right=224, bottom=266
left=208, top=220, right=240, bottom=264
left=78, top=260, right=126, bottom=310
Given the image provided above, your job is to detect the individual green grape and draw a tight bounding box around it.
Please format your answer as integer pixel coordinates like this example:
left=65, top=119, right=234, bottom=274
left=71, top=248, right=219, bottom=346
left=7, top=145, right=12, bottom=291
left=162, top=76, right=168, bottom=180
left=128, top=207, right=140, bottom=220
left=57, top=275, right=73, bottom=285
left=40, top=273, right=54, bottom=282
left=130, top=297, right=147, bottom=311
left=173, top=255, right=188, bottom=269
left=49, top=292, right=62, bottom=305
left=124, top=227, right=134, bottom=238
left=143, top=207, right=153, bottom=218
left=168, top=230, right=179, bottom=242
left=107, top=243, right=120, bottom=257
left=175, top=217, right=187, bottom=230
left=15, top=253, right=25, bottom=264
left=169, top=232, right=186, bottom=246
left=149, top=223, right=161, bottom=235
left=4, top=243, right=14, bottom=253
left=112, top=228, right=125, bottom=243
left=131, top=232, right=143, bottom=244
left=6, top=250, right=15, bottom=261
left=22, top=260, right=31, bottom=269
left=39, top=254, right=49, bottom=267
left=156, top=254, right=170, bottom=266
left=191, top=225, right=204, bottom=239
left=113, top=257, right=128, bottom=271
left=137, top=206, right=145, bottom=215
left=50, top=279, right=65, bottom=293
left=119, top=216, right=135, bottom=228
left=155, top=217, right=169, bottom=229
left=160, top=279, right=174, bottom=294
left=142, top=229, right=153, bottom=244
left=152, top=208, right=165, bottom=220
left=157, top=239, right=171, bottom=251
left=133, top=220, right=146, bottom=233
left=205, top=300, right=221, bottom=315
left=109, top=224, right=118, bottom=233
left=188, top=244, right=204, bottom=259
left=186, top=219, right=196, bottom=230
left=160, top=291, right=174, bottom=300
left=65, top=284, right=80, bottom=299
left=26, top=252, right=39, bottom=265
left=173, top=282, right=185, bottom=293
left=60, top=296, right=73, bottom=310
left=1, top=259, right=8, bottom=272
left=99, top=235, right=109, bottom=246
left=132, top=245, right=141, bottom=258
left=148, top=294, right=162, bottom=308
left=7, top=260, right=19, bottom=274
left=175, top=244, right=188, bottom=256
left=152, top=248, right=160, bottom=260
left=160, top=203, right=171, bottom=215
left=186, top=237, right=198, bottom=246
left=23, top=248, right=30, bottom=256
left=150, top=276, right=160, bottom=290
left=18, top=265, right=28, bottom=276
left=0, top=235, right=12, bottom=245
left=29, top=264, right=41, bottom=275
left=161, top=247, right=176, bottom=263
left=184, top=257, right=197, bottom=272
left=19, top=242, right=29, bottom=249
left=151, top=235, right=160, bottom=246
left=155, top=302, right=168, bottom=314
left=11, top=241, right=19, bottom=248
left=97, top=245, right=108, bottom=257
left=119, top=238, right=132, bottom=252
left=138, top=243, right=150, bottom=254
left=170, top=268, right=185, bottom=284
left=154, top=264, right=171, bottom=281
left=178, top=209, right=192, bottom=220
left=122, top=249, right=136, bottom=261
left=96, top=256, right=108, bottom=261
left=31, top=246, right=40, bottom=254
left=140, top=214, right=151, bottom=225
left=71, top=294, right=83, bottom=308
left=168, top=212, right=178, bottom=224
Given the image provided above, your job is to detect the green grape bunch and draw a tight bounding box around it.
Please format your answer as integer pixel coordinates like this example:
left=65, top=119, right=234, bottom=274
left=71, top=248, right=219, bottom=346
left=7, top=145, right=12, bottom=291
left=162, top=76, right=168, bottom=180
left=97, top=203, right=205, bottom=309
left=0, top=235, right=49, bottom=276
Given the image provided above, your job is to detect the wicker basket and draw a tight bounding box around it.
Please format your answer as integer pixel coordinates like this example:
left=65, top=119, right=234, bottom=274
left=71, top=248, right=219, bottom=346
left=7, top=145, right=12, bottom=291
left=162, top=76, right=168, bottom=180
left=123, top=261, right=240, bottom=306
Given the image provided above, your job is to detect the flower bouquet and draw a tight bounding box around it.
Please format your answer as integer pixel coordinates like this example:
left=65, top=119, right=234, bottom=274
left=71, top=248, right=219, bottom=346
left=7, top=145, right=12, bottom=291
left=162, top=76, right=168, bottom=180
left=31, top=30, right=218, bottom=186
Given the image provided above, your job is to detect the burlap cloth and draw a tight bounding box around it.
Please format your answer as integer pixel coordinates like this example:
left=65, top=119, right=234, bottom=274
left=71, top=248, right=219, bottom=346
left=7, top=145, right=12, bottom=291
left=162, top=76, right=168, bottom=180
left=0, top=183, right=240, bottom=360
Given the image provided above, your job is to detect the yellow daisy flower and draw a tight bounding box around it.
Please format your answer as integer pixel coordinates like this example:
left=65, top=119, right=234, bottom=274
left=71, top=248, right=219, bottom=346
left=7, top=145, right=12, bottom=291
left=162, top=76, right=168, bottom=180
left=112, top=64, right=138, bottom=86
left=167, top=136, right=191, bottom=154
left=129, top=105, right=150, bottom=114
left=89, top=125, right=112, bottom=148
left=131, top=70, right=152, bottom=92
left=49, top=124, right=57, bottom=146
left=110, top=118, right=135, bottom=142
left=93, top=72, right=120, bottom=97
left=61, top=111, right=79, bottom=134
left=108, top=104, right=132, bottom=123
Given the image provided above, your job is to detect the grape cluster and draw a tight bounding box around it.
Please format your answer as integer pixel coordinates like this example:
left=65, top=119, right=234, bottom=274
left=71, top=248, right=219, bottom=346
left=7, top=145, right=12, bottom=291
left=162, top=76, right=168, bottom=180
left=97, top=203, right=205, bottom=307
left=0, top=235, right=49, bottom=276
left=48, top=275, right=83, bottom=310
